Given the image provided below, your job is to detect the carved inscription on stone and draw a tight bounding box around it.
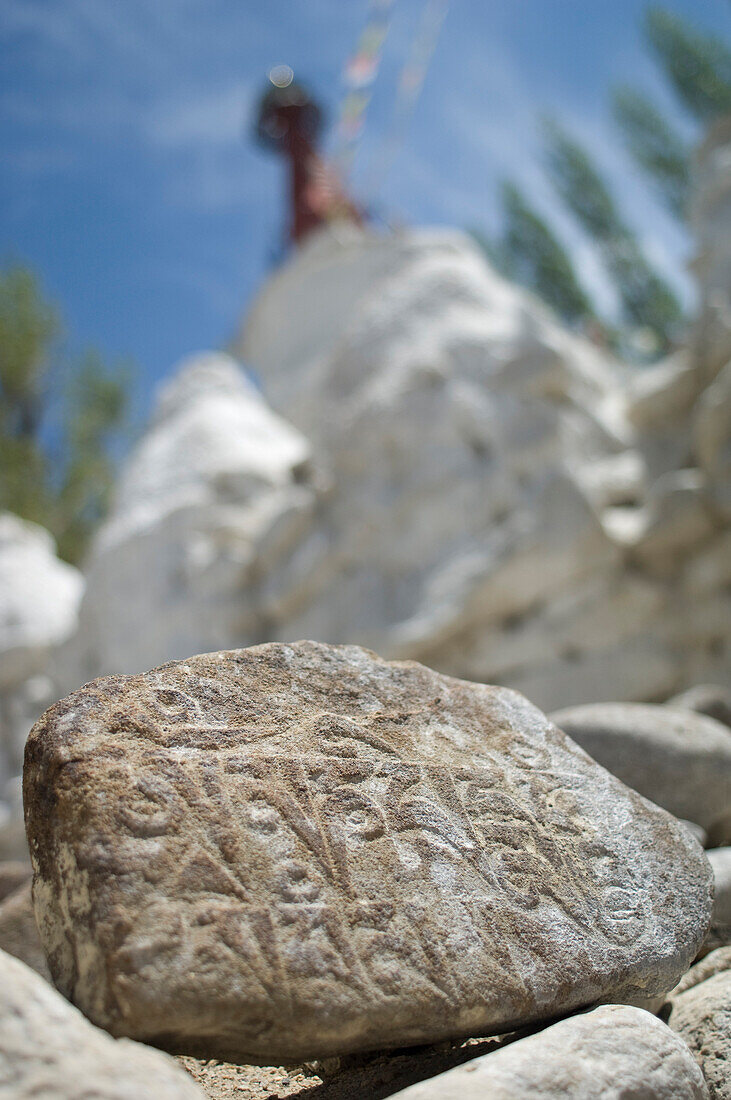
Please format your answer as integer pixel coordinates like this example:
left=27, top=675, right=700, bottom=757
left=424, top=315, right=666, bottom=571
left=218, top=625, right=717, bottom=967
left=24, top=642, right=713, bottom=1062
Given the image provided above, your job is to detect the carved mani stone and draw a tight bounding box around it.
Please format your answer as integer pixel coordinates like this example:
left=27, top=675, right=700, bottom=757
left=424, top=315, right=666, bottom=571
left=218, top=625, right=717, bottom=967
left=24, top=642, right=712, bottom=1063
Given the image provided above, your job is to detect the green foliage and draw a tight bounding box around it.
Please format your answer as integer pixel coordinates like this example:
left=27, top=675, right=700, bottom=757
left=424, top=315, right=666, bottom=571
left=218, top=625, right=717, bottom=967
left=612, top=86, right=690, bottom=216
left=498, top=182, right=594, bottom=324
left=469, top=6, right=729, bottom=360
left=608, top=237, right=684, bottom=347
left=542, top=118, right=683, bottom=352
left=468, top=227, right=506, bottom=273
left=543, top=119, right=624, bottom=243
left=0, top=263, right=130, bottom=563
left=645, top=6, right=731, bottom=123
left=0, top=267, right=59, bottom=438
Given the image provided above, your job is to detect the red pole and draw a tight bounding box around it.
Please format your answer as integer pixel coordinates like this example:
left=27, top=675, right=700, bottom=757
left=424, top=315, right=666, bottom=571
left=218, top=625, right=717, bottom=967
left=254, top=74, right=362, bottom=247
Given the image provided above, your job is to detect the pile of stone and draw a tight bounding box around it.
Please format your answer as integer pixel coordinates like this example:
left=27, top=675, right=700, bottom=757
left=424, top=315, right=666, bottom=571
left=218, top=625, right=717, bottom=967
left=2, top=640, right=730, bottom=1097
left=0, top=121, right=729, bottom=862
left=62, top=116, right=731, bottom=711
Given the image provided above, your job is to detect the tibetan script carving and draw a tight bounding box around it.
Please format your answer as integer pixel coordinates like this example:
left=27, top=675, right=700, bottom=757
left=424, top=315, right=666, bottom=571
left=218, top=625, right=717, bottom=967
left=24, top=642, right=712, bottom=1062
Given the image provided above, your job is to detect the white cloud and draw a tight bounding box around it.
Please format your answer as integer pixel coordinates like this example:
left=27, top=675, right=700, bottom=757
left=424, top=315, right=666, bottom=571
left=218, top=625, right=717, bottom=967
left=146, top=83, right=255, bottom=149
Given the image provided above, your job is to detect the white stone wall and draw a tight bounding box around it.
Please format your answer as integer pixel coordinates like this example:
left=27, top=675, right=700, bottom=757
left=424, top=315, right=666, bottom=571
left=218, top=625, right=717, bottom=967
left=59, top=135, right=731, bottom=709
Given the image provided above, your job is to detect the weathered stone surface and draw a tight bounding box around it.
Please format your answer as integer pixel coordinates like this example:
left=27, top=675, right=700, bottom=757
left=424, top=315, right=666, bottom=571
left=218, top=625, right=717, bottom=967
left=549, top=703, right=731, bottom=830
left=672, top=946, right=731, bottom=996
left=669, top=684, right=731, bottom=729
left=24, top=642, right=712, bottom=1063
left=670, top=970, right=731, bottom=1099
left=0, top=880, right=49, bottom=979
left=0, top=948, right=206, bottom=1099
left=389, top=1005, right=709, bottom=1099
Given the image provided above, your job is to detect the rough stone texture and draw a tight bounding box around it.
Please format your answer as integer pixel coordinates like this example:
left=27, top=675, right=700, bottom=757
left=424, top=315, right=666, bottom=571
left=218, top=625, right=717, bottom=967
left=24, top=642, right=712, bottom=1063
left=670, top=970, right=731, bottom=1099
left=669, top=684, right=731, bottom=729
left=0, top=881, right=49, bottom=979
left=0, top=948, right=206, bottom=1099
left=672, top=947, right=731, bottom=996
left=0, top=515, right=83, bottom=859
left=388, top=1005, right=709, bottom=1100
left=549, top=703, right=731, bottom=831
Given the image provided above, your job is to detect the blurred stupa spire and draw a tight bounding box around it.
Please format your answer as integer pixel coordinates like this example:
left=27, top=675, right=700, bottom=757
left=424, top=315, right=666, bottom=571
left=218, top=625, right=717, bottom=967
left=253, top=66, right=363, bottom=246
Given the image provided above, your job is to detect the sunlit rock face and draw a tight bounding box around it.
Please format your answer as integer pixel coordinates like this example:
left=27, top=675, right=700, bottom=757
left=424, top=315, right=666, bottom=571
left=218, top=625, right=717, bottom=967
left=0, top=514, right=82, bottom=857
left=236, top=227, right=650, bottom=708
left=237, top=221, right=730, bottom=706
left=66, top=353, right=319, bottom=681
left=66, top=119, right=731, bottom=707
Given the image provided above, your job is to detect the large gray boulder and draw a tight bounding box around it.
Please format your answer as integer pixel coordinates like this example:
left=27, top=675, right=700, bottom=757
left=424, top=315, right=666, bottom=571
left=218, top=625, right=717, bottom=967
left=24, top=642, right=712, bottom=1063
left=389, top=1005, right=709, bottom=1099
left=0, top=948, right=205, bottom=1099
left=549, top=702, right=731, bottom=831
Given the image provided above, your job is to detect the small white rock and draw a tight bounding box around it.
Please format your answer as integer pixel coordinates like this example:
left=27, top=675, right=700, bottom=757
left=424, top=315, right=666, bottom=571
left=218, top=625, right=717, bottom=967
left=0, top=948, right=206, bottom=1099
left=390, top=1005, right=708, bottom=1099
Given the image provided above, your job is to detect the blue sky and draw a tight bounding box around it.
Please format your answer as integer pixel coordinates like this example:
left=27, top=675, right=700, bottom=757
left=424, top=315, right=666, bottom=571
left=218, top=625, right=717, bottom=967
left=1, top=0, right=729, bottom=412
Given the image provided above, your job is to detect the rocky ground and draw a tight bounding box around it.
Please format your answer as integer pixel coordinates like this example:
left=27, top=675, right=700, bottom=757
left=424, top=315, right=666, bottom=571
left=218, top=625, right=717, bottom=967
left=178, top=1035, right=516, bottom=1100
left=2, top=641, right=730, bottom=1098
